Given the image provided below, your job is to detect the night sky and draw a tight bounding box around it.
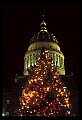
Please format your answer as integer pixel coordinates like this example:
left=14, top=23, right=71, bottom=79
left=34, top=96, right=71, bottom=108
left=3, top=3, right=79, bottom=90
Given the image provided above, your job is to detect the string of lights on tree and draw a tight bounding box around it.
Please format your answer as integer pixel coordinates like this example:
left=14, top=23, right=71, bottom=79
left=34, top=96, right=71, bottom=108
left=14, top=47, right=74, bottom=116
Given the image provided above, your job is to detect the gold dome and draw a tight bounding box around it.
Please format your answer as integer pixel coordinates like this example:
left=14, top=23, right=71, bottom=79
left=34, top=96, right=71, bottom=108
left=23, top=17, right=65, bottom=76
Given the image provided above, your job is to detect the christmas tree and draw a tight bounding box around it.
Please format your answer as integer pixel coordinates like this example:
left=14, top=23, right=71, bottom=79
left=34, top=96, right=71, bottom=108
left=15, top=47, right=74, bottom=116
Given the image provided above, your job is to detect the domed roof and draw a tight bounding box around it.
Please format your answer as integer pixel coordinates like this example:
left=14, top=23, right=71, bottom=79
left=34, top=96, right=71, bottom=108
left=29, top=18, right=58, bottom=45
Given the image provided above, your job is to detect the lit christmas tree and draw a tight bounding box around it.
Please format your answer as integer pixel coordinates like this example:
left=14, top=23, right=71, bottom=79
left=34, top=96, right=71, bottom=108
left=15, top=47, right=74, bottom=116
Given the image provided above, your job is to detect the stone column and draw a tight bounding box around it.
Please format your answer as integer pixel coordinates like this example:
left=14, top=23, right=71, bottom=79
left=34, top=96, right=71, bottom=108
left=54, top=54, right=56, bottom=66
left=27, top=57, right=28, bottom=69
left=57, top=56, right=60, bottom=67
left=56, top=54, right=58, bottom=66
left=60, top=57, right=62, bottom=68
left=60, top=57, right=64, bottom=69
left=28, top=56, right=30, bottom=68
left=31, top=54, right=34, bottom=66
left=24, top=58, right=27, bottom=71
left=62, top=58, right=64, bottom=69
left=25, top=59, right=27, bottom=70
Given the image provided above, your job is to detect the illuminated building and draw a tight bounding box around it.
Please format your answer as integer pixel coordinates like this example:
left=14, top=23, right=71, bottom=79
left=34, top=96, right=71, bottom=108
left=15, top=16, right=73, bottom=98
left=23, top=17, right=65, bottom=76
left=3, top=16, right=77, bottom=116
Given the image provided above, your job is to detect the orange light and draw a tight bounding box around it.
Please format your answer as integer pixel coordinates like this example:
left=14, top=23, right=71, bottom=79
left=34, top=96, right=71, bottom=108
left=34, top=79, right=37, bottom=82
left=56, top=80, right=58, bottom=82
left=54, top=76, right=57, bottom=78
left=47, top=87, right=50, bottom=91
left=45, top=50, right=48, bottom=53
left=34, top=110, right=36, bottom=112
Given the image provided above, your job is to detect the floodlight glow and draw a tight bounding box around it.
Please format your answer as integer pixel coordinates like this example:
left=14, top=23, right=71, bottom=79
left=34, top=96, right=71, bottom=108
left=2, top=112, right=5, bottom=116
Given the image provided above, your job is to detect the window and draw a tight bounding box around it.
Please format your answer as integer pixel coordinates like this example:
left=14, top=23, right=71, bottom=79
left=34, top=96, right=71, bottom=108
left=6, top=112, right=9, bottom=116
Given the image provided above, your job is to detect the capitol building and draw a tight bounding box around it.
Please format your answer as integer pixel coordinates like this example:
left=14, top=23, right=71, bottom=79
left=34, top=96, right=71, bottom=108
left=23, top=18, right=65, bottom=76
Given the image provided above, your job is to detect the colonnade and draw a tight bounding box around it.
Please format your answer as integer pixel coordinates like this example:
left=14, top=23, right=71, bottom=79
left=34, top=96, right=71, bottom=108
left=24, top=52, right=64, bottom=71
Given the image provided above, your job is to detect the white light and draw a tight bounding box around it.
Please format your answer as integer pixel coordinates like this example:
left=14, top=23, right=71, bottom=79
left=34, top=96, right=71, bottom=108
left=63, top=87, right=67, bottom=89
left=2, top=113, right=5, bottom=116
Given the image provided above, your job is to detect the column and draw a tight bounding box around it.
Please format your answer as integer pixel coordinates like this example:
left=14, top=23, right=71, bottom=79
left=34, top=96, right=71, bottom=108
left=60, top=57, right=62, bottom=68
left=24, top=58, right=27, bottom=71
left=55, top=54, right=58, bottom=66
left=25, top=59, right=27, bottom=70
left=31, top=54, right=34, bottom=66
left=57, top=56, right=60, bottom=67
left=60, top=56, right=61, bottom=68
left=60, top=57, right=63, bottom=69
left=54, top=54, right=56, bottom=66
left=28, top=56, right=30, bottom=68
left=62, top=58, right=64, bottom=69
left=27, top=57, right=28, bottom=69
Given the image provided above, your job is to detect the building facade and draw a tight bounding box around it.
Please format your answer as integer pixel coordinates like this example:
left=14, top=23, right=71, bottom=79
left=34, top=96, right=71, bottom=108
left=3, top=17, right=78, bottom=116
left=2, top=89, right=15, bottom=116
left=23, top=19, right=65, bottom=76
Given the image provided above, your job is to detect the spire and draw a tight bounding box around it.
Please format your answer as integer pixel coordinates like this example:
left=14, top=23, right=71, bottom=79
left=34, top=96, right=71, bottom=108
left=40, top=15, right=47, bottom=32
left=42, top=14, right=44, bottom=20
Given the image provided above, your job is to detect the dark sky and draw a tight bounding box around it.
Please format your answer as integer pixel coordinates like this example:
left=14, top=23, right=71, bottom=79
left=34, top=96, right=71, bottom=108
left=3, top=3, right=80, bottom=89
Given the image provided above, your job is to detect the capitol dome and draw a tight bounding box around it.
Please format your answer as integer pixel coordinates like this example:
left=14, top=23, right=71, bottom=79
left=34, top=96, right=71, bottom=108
left=29, top=20, right=58, bottom=45
left=23, top=18, right=65, bottom=75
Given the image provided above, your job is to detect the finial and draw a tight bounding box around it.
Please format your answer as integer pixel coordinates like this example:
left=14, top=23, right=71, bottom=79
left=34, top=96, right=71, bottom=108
left=42, top=14, right=44, bottom=20
left=40, top=14, right=47, bottom=32
left=42, top=9, right=45, bottom=19
left=40, top=14, right=46, bottom=26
